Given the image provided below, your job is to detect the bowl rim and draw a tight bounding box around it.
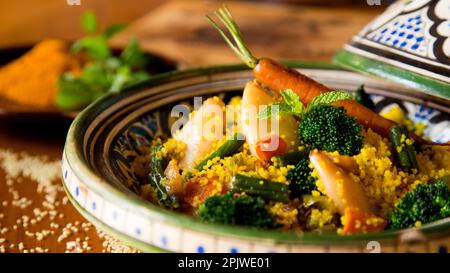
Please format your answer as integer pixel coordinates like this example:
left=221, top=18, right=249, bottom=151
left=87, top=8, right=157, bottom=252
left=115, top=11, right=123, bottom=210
left=64, top=61, right=450, bottom=247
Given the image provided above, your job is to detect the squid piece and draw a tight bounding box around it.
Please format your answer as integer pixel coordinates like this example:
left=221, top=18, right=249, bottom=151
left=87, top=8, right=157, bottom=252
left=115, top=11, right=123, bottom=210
left=174, top=97, right=225, bottom=169
left=241, top=80, right=300, bottom=161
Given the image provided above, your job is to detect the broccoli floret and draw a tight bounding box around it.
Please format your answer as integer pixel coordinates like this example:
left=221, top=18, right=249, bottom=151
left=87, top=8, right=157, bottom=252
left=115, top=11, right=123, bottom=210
left=198, top=193, right=275, bottom=228
left=299, top=104, right=363, bottom=156
left=389, top=179, right=450, bottom=229
left=287, top=158, right=317, bottom=196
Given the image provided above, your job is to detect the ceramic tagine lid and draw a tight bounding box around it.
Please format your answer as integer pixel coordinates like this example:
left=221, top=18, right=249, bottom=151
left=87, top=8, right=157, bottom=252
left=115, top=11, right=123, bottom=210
left=334, top=0, right=450, bottom=100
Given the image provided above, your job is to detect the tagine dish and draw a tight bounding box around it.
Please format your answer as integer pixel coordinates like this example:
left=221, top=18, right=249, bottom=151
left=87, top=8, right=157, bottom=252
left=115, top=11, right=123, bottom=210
left=135, top=7, right=450, bottom=235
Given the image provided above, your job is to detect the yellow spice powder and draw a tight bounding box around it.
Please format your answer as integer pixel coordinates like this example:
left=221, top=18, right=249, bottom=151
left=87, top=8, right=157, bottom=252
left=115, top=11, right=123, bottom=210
left=0, top=39, right=81, bottom=109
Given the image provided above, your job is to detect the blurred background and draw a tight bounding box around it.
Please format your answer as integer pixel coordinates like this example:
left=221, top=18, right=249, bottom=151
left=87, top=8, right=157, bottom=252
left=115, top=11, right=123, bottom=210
left=0, top=0, right=391, bottom=43
left=0, top=0, right=392, bottom=61
left=0, top=0, right=392, bottom=65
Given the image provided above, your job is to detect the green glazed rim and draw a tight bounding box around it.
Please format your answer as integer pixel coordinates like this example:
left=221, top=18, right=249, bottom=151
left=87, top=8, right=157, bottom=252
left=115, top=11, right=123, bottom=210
left=64, top=61, right=450, bottom=252
left=333, top=50, right=450, bottom=100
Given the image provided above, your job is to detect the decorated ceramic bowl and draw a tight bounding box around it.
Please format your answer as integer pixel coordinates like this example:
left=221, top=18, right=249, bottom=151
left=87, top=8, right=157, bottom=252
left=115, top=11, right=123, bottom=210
left=334, top=0, right=450, bottom=100
left=62, top=63, right=450, bottom=253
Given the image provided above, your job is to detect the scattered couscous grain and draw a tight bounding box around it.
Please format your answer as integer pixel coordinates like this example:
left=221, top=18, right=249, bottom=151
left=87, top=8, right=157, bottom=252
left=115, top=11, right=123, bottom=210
left=0, top=148, right=135, bottom=253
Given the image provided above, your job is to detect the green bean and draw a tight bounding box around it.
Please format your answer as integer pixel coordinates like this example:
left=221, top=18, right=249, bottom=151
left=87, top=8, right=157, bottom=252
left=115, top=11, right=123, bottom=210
left=389, top=125, right=418, bottom=171
left=272, top=148, right=310, bottom=167
left=231, top=173, right=289, bottom=203
left=195, top=133, right=245, bottom=171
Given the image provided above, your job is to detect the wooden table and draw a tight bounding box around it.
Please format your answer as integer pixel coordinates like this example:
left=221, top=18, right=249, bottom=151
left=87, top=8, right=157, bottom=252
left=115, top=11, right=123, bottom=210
left=0, top=0, right=381, bottom=253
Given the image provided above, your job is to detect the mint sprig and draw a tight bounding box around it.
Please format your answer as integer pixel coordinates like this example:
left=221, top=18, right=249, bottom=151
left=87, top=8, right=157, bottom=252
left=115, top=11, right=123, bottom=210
left=56, top=11, right=151, bottom=112
left=258, top=89, right=353, bottom=119
left=307, top=91, right=353, bottom=111
left=81, top=11, right=98, bottom=34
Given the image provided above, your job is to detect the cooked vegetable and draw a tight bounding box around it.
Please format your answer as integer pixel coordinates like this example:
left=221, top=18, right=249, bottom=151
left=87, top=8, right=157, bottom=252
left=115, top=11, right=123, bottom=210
left=175, top=97, right=225, bottom=169
left=287, top=158, right=317, bottom=196
left=164, top=159, right=184, bottom=196
left=134, top=6, right=450, bottom=235
left=309, top=149, right=373, bottom=214
left=323, top=152, right=359, bottom=174
left=241, top=81, right=300, bottom=160
left=355, top=85, right=375, bottom=111
left=255, top=136, right=288, bottom=162
left=183, top=176, right=220, bottom=208
left=389, top=124, right=419, bottom=171
left=259, top=89, right=353, bottom=120
left=260, top=88, right=363, bottom=157
left=231, top=173, right=289, bottom=202
left=389, top=176, right=450, bottom=229
left=301, top=194, right=334, bottom=211
left=342, top=207, right=387, bottom=234
left=272, top=149, right=310, bottom=167
left=148, top=146, right=180, bottom=210
left=199, top=193, right=276, bottom=228
left=300, top=104, right=363, bottom=156
left=207, top=6, right=434, bottom=145
left=195, top=133, right=245, bottom=171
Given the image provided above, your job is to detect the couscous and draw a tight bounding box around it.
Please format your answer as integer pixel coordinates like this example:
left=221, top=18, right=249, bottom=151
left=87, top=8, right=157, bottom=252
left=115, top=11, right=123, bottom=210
left=138, top=80, right=449, bottom=235
left=137, top=6, right=450, bottom=235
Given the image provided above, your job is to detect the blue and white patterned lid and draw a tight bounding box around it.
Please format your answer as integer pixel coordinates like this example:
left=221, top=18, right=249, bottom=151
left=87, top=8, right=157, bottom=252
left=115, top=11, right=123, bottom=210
left=334, top=0, right=450, bottom=100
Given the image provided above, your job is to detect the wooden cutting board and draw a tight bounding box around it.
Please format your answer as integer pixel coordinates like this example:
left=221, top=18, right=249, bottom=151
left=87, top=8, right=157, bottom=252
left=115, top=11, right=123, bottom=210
left=111, top=0, right=382, bottom=66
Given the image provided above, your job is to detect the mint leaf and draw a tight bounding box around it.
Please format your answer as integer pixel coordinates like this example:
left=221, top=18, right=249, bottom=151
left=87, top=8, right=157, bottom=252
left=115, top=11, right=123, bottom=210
left=121, top=38, right=147, bottom=68
left=103, top=23, right=127, bottom=39
left=109, top=66, right=131, bottom=93
left=72, top=36, right=111, bottom=60
left=280, top=89, right=305, bottom=117
left=80, top=62, right=111, bottom=89
left=307, top=91, right=353, bottom=111
left=126, top=71, right=150, bottom=86
left=280, top=89, right=299, bottom=107
left=56, top=75, right=95, bottom=111
left=81, top=11, right=98, bottom=34
left=258, top=102, right=291, bottom=119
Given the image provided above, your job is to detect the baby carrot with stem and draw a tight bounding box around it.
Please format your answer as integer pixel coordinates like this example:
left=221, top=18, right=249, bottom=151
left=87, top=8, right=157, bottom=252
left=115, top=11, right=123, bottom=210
left=207, top=6, right=434, bottom=144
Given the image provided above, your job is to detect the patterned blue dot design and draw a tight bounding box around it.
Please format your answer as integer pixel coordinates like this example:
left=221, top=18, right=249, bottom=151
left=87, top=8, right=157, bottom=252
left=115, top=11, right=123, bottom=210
left=230, top=247, right=238, bottom=253
left=367, top=12, right=425, bottom=53
left=414, top=105, right=435, bottom=121
left=161, top=235, right=168, bottom=247
left=196, top=246, right=205, bottom=253
left=75, top=186, right=79, bottom=197
left=135, top=227, right=142, bottom=236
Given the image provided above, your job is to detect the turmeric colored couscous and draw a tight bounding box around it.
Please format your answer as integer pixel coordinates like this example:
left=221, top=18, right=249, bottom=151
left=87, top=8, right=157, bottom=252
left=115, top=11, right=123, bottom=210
left=140, top=80, right=450, bottom=235
left=139, top=6, right=450, bottom=235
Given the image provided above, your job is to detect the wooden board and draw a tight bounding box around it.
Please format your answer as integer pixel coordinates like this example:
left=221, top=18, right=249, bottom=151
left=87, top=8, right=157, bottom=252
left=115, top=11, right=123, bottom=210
left=111, top=0, right=382, bottom=66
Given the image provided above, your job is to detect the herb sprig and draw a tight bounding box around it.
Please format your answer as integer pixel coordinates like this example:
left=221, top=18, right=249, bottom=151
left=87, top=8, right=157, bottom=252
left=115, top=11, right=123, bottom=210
left=56, top=11, right=151, bottom=111
left=259, top=89, right=353, bottom=119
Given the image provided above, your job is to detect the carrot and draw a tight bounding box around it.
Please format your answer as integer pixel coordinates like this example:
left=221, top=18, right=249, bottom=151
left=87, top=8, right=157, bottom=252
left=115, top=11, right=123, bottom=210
left=207, top=6, right=438, bottom=145
left=183, top=176, right=223, bottom=208
left=342, top=207, right=387, bottom=234
left=254, top=58, right=398, bottom=138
